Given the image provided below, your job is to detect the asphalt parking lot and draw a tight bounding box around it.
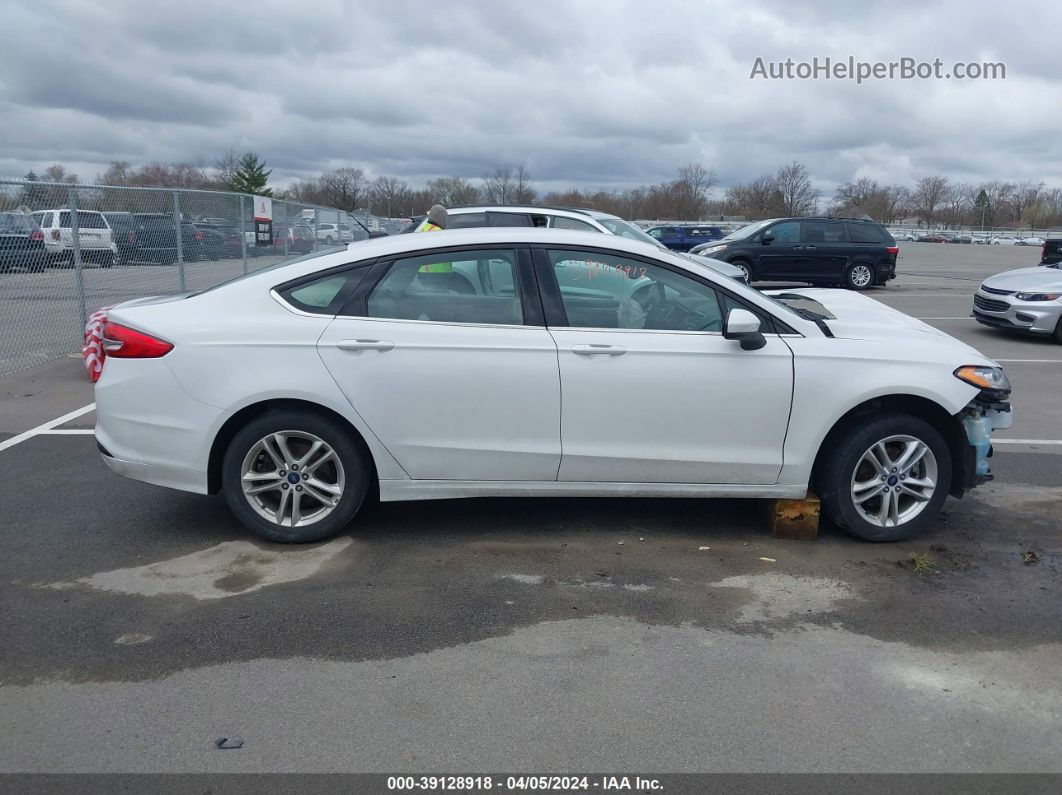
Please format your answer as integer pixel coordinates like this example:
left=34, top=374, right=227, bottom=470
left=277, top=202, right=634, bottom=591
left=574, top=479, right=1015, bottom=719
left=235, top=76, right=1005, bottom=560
left=0, top=242, right=1059, bottom=774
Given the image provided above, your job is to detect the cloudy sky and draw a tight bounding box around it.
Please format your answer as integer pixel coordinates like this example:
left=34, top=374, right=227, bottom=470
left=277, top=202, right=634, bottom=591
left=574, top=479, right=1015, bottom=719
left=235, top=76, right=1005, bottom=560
left=2, top=0, right=1059, bottom=194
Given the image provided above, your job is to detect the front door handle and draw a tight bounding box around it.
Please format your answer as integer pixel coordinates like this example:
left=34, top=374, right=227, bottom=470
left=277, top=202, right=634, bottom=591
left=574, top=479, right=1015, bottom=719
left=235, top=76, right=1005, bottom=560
left=336, top=339, right=395, bottom=352
left=571, top=344, right=627, bottom=356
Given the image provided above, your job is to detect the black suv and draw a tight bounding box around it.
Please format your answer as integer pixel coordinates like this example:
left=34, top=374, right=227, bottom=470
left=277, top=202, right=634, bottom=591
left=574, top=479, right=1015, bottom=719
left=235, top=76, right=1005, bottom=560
left=688, top=217, right=898, bottom=290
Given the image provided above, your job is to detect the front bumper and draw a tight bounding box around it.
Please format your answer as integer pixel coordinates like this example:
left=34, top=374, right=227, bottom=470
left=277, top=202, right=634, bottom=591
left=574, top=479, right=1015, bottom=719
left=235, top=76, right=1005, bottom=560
left=972, top=290, right=1062, bottom=334
left=956, top=394, right=1012, bottom=493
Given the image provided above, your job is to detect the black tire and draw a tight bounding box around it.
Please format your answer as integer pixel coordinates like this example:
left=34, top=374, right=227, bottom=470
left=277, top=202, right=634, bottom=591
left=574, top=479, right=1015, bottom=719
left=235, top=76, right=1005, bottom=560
left=730, top=258, right=754, bottom=282
left=845, top=262, right=874, bottom=290
left=1053, top=316, right=1062, bottom=345
left=222, top=408, right=371, bottom=543
left=816, top=413, right=952, bottom=542
left=325, top=236, right=335, bottom=245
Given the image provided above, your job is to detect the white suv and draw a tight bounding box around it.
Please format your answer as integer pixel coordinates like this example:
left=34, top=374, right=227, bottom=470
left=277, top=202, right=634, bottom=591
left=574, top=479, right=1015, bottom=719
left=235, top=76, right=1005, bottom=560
left=316, top=223, right=354, bottom=245
left=404, top=205, right=746, bottom=281
left=31, top=209, right=117, bottom=267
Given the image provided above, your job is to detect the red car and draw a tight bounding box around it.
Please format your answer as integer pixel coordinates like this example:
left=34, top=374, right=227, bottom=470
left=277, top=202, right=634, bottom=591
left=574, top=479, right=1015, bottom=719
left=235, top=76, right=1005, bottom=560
left=272, top=224, right=316, bottom=254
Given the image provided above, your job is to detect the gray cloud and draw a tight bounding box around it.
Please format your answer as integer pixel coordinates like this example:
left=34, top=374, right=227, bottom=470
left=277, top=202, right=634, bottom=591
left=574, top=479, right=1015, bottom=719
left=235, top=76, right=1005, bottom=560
left=0, top=0, right=1058, bottom=194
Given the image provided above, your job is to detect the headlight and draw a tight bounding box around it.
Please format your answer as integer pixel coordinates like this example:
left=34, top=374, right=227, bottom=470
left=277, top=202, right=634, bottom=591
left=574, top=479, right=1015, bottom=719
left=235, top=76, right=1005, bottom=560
left=1015, top=292, right=1060, bottom=301
left=954, top=365, right=1011, bottom=392
left=701, top=244, right=727, bottom=255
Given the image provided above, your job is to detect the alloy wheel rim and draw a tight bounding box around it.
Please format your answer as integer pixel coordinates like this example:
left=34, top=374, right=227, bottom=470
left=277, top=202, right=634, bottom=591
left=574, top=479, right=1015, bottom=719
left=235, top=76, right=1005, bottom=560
left=241, top=430, right=345, bottom=528
left=737, top=263, right=751, bottom=280
left=850, top=434, right=937, bottom=528
left=851, top=265, right=872, bottom=286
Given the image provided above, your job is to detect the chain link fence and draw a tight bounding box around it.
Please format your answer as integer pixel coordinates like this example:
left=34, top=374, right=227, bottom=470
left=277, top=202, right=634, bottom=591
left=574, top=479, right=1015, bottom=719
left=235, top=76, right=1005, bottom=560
left=0, top=179, right=400, bottom=377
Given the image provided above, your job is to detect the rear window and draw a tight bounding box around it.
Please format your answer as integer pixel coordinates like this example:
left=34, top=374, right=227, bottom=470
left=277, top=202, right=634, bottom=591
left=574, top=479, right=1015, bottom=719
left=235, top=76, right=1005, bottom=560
left=847, top=223, right=887, bottom=244
left=59, top=212, right=107, bottom=229
left=136, top=217, right=174, bottom=231
left=0, top=214, right=37, bottom=233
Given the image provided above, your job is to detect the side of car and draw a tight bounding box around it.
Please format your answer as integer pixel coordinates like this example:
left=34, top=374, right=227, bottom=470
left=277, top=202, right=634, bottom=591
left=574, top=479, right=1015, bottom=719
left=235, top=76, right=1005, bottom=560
left=692, top=218, right=898, bottom=289
left=97, top=230, right=1002, bottom=547
left=31, top=210, right=116, bottom=267
left=646, top=225, right=723, bottom=251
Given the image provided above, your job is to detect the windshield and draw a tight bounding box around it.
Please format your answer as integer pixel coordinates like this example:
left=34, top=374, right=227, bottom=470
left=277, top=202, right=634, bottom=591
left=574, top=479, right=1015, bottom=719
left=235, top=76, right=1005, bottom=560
left=721, top=219, right=775, bottom=242
left=596, top=217, right=665, bottom=248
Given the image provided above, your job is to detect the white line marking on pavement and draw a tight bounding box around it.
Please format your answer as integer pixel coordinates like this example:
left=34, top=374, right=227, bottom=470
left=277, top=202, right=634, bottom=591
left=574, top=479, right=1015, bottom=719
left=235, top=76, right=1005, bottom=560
left=38, top=429, right=95, bottom=435
left=993, top=439, right=1062, bottom=446
left=0, top=403, right=96, bottom=453
left=917, top=317, right=976, bottom=320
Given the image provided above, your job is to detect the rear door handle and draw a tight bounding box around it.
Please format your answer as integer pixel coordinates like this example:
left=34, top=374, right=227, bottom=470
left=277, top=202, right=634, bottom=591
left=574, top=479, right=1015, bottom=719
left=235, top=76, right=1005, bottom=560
left=803, top=245, right=816, bottom=251
left=336, top=339, right=395, bottom=352
left=571, top=344, right=626, bottom=356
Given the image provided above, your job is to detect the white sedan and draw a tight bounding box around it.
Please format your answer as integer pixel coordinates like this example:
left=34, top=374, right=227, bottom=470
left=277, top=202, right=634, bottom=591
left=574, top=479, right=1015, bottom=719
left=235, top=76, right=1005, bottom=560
left=95, top=228, right=1012, bottom=543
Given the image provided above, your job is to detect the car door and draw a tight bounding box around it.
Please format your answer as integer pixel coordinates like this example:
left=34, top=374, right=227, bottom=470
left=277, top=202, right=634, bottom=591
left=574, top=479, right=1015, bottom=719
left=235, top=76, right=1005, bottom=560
left=755, top=220, right=803, bottom=279
left=317, top=245, right=561, bottom=482
left=798, top=220, right=848, bottom=282
left=534, top=246, right=794, bottom=484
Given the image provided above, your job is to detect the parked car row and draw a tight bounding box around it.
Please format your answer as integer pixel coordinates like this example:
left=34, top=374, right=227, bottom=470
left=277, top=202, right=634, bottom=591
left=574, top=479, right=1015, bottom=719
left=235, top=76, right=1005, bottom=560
left=908, top=232, right=1048, bottom=246
left=0, top=210, right=336, bottom=272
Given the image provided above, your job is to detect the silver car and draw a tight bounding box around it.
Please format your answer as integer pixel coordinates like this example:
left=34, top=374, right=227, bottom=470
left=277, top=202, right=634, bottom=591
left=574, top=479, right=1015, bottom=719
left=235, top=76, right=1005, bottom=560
left=972, top=263, right=1062, bottom=343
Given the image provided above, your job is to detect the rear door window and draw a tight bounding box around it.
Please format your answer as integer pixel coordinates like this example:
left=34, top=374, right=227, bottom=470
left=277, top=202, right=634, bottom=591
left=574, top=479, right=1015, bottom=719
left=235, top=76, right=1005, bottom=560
left=366, top=248, right=524, bottom=325
left=486, top=212, right=532, bottom=227
left=277, top=267, right=370, bottom=315
left=802, top=221, right=846, bottom=244
left=446, top=212, right=487, bottom=229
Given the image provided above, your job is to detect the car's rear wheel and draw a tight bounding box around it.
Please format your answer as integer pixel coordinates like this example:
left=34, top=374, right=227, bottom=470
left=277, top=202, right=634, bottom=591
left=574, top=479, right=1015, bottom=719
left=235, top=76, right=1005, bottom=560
left=222, top=409, right=371, bottom=543
left=816, top=413, right=951, bottom=542
left=845, top=263, right=874, bottom=290
left=1053, top=316, right=1062, bottom=345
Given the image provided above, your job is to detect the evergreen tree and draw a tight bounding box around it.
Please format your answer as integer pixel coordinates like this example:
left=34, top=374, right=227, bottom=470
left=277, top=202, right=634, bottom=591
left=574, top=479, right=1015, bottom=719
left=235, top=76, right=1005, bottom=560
left=229, top=152, right=273, bottom=196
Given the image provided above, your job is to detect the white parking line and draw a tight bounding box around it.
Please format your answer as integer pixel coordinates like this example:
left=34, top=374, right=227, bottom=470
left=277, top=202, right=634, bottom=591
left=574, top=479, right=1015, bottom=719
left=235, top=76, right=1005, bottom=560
left=0, top=403, right=95, bottom=453
left=917, top=317, right=976, bottom=320
left=993, top=439, right=1062, bottom=446
left=38, top=429, right=95, bottom=435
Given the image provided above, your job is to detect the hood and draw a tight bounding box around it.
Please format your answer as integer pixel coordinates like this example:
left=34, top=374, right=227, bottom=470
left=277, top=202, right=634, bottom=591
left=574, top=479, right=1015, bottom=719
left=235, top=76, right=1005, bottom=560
left=682, top=253, right=745, bottom=280
left=767, top=288, right=986, bottom=355
left=981, top=265, right=1062, bottom=293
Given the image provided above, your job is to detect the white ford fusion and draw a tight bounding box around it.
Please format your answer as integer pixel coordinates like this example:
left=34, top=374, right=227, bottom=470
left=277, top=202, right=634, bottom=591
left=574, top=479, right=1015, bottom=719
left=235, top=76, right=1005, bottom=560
left=95, top=228, right=1012, bottom=543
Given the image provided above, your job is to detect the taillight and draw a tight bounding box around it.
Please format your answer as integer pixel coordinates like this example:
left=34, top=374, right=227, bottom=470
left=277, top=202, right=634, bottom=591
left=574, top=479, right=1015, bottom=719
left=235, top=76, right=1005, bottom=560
left=51, top=229, right=61, bottom=241
left=128, top=231, right=137, bottom=245
left=195, top=230, right=203, bottom=241
left=100, top=321, right=173, bottom=358
left=30, top=229, right=43, bottom=242
left=1043, top=243, right=1048, bottom=260
left=886, top=246, right=898, bottom=255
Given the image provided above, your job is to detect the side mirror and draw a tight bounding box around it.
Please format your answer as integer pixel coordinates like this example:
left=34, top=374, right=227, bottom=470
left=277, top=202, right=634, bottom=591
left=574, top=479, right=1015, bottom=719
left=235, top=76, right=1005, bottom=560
left=723, top=308, right=766, bottom=351
left=761, top=233, right=774, bottom=245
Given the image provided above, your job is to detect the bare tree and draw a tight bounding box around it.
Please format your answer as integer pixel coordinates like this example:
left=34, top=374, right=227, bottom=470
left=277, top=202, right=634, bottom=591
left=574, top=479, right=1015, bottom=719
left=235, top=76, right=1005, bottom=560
left=214, top=149, right=240, bottom=189
left=426, top=176, right=480, bottom=207
left=370, top=176, right=410, bottom=219
left=317, top=167, right=367, bottom=212
left=725, top=174, right=780, bottom=219
left=482, top=166, right=536, bottom=204
left=672, top=163, right=716, bottom=219
left=911, top=175, right=951, bottom=226
left=42, top=164, right=78, bottom=184
left=775, top=161, right=819, bottom=216
left=1007, top=181, right=1044, bottom=223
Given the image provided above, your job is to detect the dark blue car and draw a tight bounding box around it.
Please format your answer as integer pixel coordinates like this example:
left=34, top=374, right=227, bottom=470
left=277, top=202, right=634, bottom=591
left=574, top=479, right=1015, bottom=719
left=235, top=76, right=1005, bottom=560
left=645, top=225, right=724, bottom=251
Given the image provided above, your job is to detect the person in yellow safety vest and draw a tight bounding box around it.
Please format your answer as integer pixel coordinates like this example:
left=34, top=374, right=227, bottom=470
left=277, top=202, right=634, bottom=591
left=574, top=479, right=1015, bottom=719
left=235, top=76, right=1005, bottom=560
left=416, top=204, right=452, bottom=276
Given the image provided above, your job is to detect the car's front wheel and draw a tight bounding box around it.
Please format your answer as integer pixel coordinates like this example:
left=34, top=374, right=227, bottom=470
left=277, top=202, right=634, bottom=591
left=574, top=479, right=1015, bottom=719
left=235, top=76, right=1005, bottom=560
left=845, top=263, right=874, bottom=290
left=222, top=409, right=371, bottom=543
left=730, top=258, right=754, bottom=282
left=816, top=413, right=952, bottom=541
